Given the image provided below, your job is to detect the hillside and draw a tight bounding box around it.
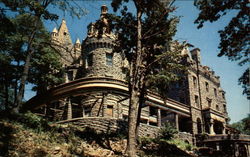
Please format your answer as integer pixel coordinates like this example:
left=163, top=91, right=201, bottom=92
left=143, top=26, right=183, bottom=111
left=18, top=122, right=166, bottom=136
left=0, top=112, right=196, bottom=157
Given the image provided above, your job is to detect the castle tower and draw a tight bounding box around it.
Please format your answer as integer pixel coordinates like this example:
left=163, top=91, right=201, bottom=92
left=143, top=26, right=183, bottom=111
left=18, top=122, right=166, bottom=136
left=82, top=5, right=126, bottom=80
left=73, top=38, right=81, bottom=60
left=78, top=6, right=126, bottom=118
left=57, top=19, right=72, bottom=47
left=51, top=27, right=58, bottom=39
left=50, top=19, right=75, bottom=67
left=190, top=48, right=201, bottom=64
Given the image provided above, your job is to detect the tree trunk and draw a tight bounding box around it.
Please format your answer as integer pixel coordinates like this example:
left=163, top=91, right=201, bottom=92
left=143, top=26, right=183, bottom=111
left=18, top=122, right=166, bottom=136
left=14, top=49, right=34, bottom=112
left=14, top=16, right=40, bottom=112
left=135, top=85, right=146, bottom=138
left=126, top=1, right=143, bottom=156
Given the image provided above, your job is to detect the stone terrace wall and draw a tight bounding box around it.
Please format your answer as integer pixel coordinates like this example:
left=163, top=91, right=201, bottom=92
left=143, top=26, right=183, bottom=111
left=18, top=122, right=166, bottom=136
left=57, top=117, right=193, bottom=145
left=57, top=117, right=159, bottom=138
left=177, top=132, right=194, bottom=144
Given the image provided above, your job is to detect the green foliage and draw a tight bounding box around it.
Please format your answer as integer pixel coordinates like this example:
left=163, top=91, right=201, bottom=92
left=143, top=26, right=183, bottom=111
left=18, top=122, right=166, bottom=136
left=0, top=13, right=64, bottom=109
left=0, top=0, right=88, bottom=111
left=109, top=0, right=187, bottom=96
left=230, top=114, right=250, bottom=135
left=194, top=0, right=250, bottom=99
left=158, top=122, right=178, bottom=140
left=167, top=138, right=194, bottom=151
left=18, top=111, right=49, bottom=132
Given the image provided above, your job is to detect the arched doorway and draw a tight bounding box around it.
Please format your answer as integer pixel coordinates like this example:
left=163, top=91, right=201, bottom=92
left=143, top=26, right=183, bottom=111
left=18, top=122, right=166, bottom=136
left=214, top=120, right=223, bottom=134
left=197, top=118, right=202, bottom=134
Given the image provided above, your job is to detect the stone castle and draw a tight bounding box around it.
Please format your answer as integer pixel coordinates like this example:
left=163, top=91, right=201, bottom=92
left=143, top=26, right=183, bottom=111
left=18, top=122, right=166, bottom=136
left=25, top=6, right=250, bottom=156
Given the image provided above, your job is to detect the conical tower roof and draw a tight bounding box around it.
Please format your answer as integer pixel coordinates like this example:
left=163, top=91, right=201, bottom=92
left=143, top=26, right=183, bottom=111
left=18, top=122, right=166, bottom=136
left=52, top=27, right=58, bottom=33
left=58, top=19, right=72, bottom=45
left=75, top=38, right=81, bottom=44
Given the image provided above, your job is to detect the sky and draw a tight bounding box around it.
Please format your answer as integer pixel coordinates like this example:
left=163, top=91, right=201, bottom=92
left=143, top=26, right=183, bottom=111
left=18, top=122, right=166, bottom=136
left=25, top=0, right=249, bottom=123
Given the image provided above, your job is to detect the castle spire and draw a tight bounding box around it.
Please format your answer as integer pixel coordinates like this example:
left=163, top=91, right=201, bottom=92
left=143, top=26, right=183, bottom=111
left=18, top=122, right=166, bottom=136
left=52, top=27, right=58, bottom=33
left=75, top=38, right=81, bottom=44
left=58, top=19, right=72, bottom=45
left=101, top=5, right=108, bottom=15
left=74, top=38, right=81, bottom=50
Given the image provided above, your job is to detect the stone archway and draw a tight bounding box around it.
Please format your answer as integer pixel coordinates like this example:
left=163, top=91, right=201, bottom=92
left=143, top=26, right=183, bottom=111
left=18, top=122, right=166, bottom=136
left=213, top=120, right=223, bottom=134
left=197, top=118, right=202, bottom=134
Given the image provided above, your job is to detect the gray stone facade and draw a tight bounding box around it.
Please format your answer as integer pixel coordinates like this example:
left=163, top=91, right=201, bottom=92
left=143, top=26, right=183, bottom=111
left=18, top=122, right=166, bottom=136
left=30, top=5, right=242, bottom=148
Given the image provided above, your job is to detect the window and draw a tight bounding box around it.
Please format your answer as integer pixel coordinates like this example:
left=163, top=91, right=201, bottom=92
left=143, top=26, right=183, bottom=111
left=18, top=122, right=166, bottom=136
left=205, top=82, right=209, bottom=92
left=106, top=105, right=113, bottom=117
left=83, top=107, right=91, bottom=117
left=214, top=88, right=217, bottom=97
left=106, top=53, right=113, bottom=66
left=87, top=54, right=93, bottom=66
left=68, top=71, right=73, bottom=81
left=223, top=104, right=227, bottom=113
left=193, top=76, right=197, bottom=88
left=216, top=105, right=219, bottom=111
left=195, top=95, right=199, bottom=107
left=149, top=106, right=157, bottom=116
left=222, top=93, right=225, bottom=99
left=207, top=98, right=212, bottom=107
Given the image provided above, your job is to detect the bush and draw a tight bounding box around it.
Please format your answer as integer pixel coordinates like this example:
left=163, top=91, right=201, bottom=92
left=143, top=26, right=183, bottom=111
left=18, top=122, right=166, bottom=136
left=167, top=139, right=194, bottom=151
left=17, top=111, right=49, bottom=132
left=158, top=122, right=178, bottom=140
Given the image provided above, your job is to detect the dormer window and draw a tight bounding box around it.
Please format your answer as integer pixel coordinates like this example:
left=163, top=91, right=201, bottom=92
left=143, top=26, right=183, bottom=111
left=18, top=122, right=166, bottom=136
left=64, top=32, right=67, bottom=36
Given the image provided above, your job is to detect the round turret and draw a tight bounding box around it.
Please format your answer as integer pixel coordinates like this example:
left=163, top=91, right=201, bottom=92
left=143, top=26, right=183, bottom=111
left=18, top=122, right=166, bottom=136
left=82, top=6, right=126, bottom=81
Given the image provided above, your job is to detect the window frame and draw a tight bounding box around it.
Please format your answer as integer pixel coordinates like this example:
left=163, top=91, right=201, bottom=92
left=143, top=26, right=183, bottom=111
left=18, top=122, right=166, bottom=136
left=106, top=53, right=113, bottom=66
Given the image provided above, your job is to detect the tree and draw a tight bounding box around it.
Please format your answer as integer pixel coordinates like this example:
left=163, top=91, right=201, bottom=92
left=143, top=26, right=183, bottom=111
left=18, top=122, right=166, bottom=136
left=230, top=114, right=250, bottom=135
left=110, top=0, right=186, bottom=156
left=0, top=0, right=86, bottom=112
left=0, top=13, right=63, bottom=110
left=194, top=0, right=250, bottom=99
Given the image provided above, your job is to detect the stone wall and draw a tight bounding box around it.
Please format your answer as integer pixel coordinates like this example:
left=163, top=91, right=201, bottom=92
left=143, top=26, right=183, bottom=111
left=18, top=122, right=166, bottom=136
left=57, top=117, right=194, bottom=145
left=80, top=92, right=125, bottom=119
left=57, top=117, right=159, bottom=138
left=177, top=132, right=194, bottom=144
left=83, top=37, right=126, bottom=81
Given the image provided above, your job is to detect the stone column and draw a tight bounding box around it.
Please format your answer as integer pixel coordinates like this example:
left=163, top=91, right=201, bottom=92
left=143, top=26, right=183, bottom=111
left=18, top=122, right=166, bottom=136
left=235, top=143, right=239, bottom=157
left=210, top=119, right=215, bottom=135
left=157, top=108, right=161, bottom=127
left=222, top=123, right=226, bottom=134
left=175, top=113, right=179, bottom=131
left=67, top=99, right=72, bottom=120
left=216, top=142, right=220, bottom=150
left=246, top=145, right=250, bottom=157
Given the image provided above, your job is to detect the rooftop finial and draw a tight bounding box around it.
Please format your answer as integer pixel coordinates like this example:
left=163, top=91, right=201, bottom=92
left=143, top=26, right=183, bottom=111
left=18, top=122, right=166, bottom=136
left=101, top=5, right=108, bottom=15
left=75, top=38, right=81, bottom=44
left=62, top=18, right=66, bottom=24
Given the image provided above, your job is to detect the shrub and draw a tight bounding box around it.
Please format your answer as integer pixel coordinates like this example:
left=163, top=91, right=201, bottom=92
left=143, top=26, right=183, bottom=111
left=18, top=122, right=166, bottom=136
left=17, top=111, right=49, bottom=132
left=158, top=122, right=178, bottom=140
